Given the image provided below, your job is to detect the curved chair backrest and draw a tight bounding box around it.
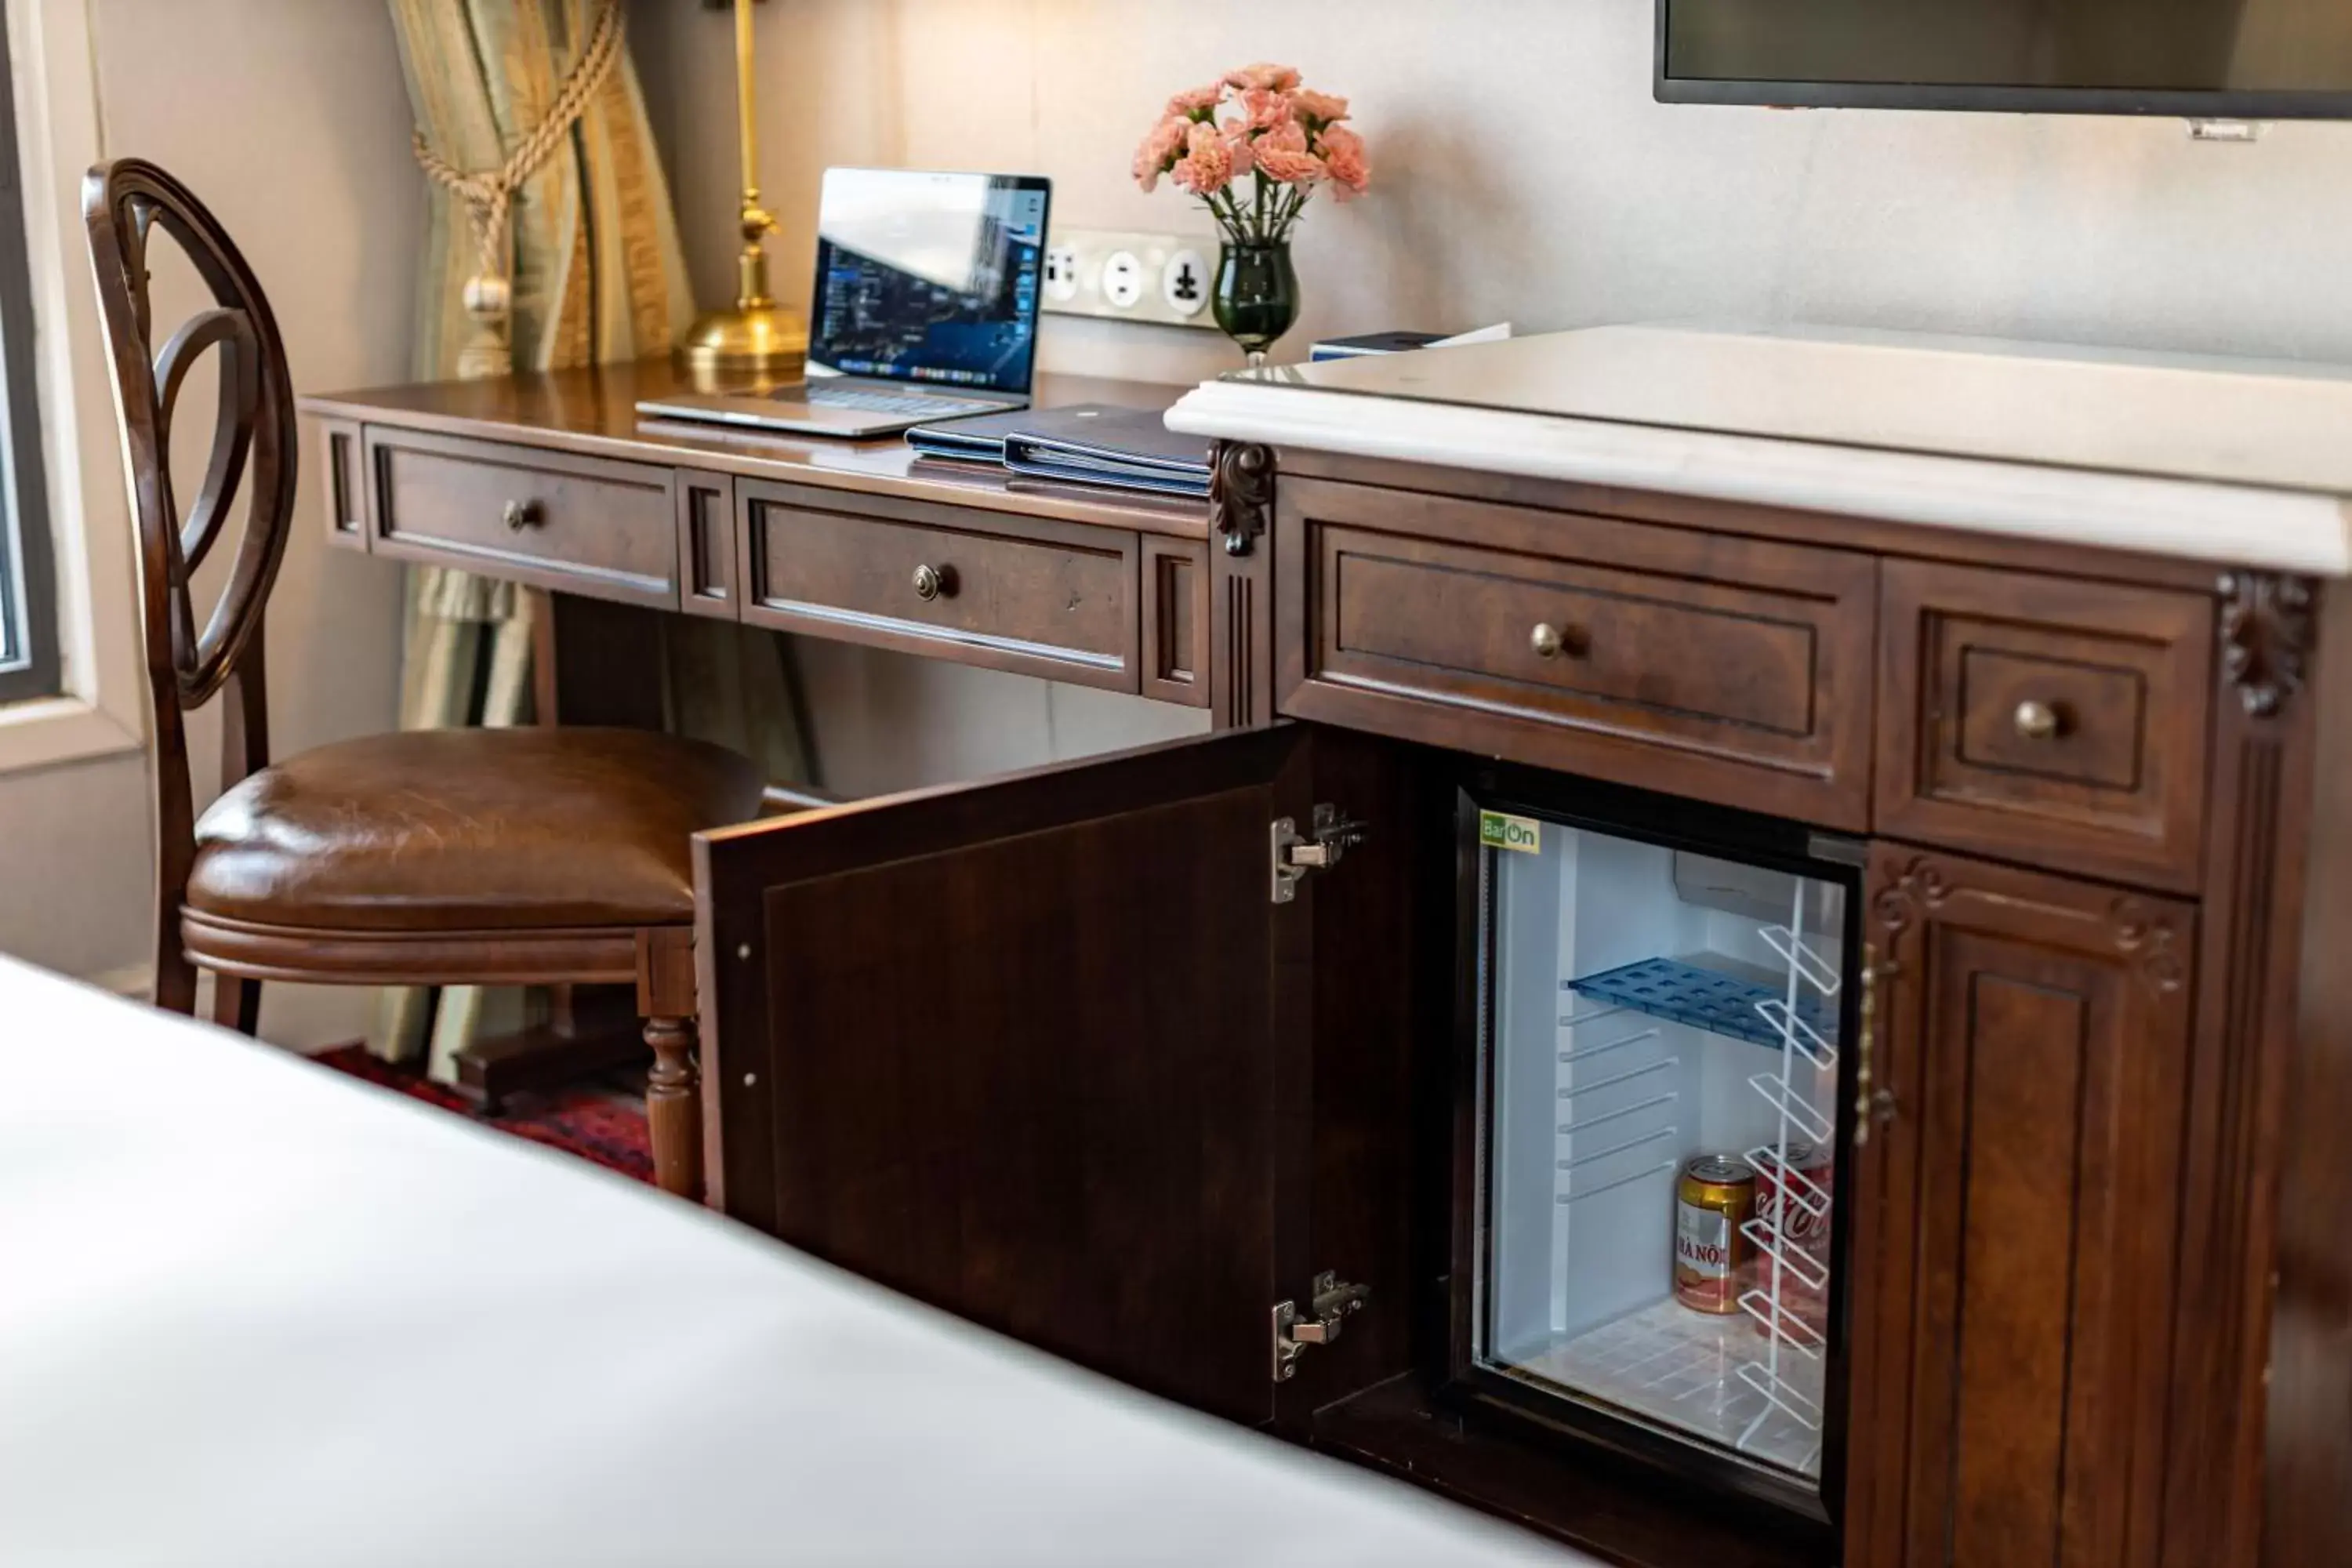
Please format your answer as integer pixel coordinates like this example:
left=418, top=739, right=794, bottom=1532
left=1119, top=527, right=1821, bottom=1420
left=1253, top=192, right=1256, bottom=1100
left=84, top=158, right=297, bottom=1011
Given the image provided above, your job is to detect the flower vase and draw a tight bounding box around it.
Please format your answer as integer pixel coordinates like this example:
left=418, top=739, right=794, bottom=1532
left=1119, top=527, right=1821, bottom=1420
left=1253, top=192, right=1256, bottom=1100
left=1212, top=240, right=1299, bottom=367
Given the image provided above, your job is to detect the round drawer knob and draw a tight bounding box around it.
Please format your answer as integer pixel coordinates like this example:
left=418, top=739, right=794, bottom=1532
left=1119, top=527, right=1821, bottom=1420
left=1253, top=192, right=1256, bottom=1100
left=1530, top=622, right=1582, bottom=659
left=912, top=562, right=956, bottom=601
left=502, top=498, right=543, bottom=532
left=2013, top=699, right=2063, bottom=741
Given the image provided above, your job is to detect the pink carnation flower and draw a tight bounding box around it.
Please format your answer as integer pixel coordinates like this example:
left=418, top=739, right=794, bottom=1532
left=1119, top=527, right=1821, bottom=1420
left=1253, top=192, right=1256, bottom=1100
left=1165, top=82, right=1223, bottom=118
left=1292, top=89, right=1349, bottom=125
left=1252, top=120, right=1325, bottom=187
left=1219, top=118, right=1257, bottom=176
left=1132, top=114, right=1190, bottom=192
left=1171, top=118, right=1235, bottom=196
left=1240, top=85, right=1295, bottom=130
left=1316, top=122, right=1370, bottom=198
left=1225, top=62, right=1301, bottom=93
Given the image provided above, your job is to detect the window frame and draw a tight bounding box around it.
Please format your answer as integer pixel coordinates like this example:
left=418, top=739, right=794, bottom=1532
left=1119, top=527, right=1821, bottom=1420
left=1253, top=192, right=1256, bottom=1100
left=0, top=2, right=60, bottom=706
left=0, top=0, right=146, bottom=774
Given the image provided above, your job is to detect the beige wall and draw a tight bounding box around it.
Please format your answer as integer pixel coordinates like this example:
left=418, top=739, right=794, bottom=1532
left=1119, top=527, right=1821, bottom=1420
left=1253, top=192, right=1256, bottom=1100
left=637, top=0, right=2352, bottom=789
left=0, top=0, right=416, bottom=1045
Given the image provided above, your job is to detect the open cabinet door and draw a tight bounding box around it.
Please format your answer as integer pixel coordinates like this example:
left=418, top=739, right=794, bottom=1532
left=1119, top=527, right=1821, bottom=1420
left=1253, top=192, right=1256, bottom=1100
left=694, top=725, right=1321, bottom=1425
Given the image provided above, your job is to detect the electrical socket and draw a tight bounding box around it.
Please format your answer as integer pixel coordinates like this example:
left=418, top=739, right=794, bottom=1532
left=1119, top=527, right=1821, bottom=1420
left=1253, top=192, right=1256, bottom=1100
left=1043, top=227, right=1221, bottom=331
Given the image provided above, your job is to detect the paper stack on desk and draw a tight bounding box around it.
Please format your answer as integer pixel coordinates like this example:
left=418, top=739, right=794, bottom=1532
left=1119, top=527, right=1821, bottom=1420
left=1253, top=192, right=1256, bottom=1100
left=906, top=405, right=1212, bottom=498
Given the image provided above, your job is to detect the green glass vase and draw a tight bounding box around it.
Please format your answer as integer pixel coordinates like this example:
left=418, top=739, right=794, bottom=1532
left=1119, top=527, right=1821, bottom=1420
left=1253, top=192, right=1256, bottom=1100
left=1211, top=240, right=1299, bottom=367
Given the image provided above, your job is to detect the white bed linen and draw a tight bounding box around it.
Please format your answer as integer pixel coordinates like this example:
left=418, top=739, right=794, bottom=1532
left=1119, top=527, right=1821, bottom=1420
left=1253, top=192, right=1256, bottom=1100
left=0, top=956, right=1586, bottom=1566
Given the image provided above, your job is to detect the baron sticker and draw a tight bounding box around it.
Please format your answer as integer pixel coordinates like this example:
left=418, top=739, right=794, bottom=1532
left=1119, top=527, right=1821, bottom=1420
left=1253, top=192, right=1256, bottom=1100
left=1479, top=811, right=1541, bottom=855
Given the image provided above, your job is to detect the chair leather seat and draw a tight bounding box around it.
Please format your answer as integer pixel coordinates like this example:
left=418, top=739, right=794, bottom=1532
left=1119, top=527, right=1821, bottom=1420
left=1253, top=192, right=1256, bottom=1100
left=186, top=728, right=765, bottom=933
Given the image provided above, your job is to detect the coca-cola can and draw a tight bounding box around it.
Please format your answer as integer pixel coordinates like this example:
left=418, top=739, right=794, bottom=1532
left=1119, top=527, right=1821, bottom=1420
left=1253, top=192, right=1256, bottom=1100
left=1751, top=1142, right=1834, bottom=1343
left=1673, top=1155, right=1756, bottom=1314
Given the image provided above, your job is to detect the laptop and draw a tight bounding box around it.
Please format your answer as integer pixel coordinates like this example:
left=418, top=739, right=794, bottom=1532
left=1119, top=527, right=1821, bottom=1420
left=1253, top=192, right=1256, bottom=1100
left=637, top=168, right=1052, bottom=438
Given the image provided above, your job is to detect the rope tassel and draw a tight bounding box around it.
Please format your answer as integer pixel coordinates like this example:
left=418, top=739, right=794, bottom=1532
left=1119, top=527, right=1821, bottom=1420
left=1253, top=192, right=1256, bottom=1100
left=410, top=0, right=623, bottom=377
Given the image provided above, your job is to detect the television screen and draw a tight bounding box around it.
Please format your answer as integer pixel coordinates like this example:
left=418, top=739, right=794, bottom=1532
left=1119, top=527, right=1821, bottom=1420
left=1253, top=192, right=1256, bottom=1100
left=1657, top=0, right=2352, bottom=116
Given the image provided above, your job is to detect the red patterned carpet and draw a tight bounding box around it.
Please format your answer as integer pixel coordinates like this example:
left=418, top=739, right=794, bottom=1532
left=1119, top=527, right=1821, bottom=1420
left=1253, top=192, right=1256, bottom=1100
left=313, top=1045, right=654, bottom=1184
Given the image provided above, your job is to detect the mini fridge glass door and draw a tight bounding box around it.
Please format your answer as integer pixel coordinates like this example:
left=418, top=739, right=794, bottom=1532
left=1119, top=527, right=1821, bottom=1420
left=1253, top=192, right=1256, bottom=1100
left=1468, top=793, right=1856, bottom=1496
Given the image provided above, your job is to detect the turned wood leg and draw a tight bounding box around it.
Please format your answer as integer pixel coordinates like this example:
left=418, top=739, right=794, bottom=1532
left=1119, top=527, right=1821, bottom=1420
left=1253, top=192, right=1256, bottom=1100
left=209, top=972, right=261, bottom=1036
left=635, top=926, right=702, bottom=1201
left=644, top=1014, right=702, bottom=1200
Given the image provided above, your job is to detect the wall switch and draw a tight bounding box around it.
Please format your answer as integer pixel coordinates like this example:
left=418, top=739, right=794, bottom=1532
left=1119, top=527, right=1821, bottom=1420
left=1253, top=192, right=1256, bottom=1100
left=1043, top=227, right=1224, bottom=331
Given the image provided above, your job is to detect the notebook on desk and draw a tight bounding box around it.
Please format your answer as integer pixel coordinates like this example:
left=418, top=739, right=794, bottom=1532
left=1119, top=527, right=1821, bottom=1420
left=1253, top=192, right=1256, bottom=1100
left=907, top=405, right=1213, bottom=497
left=1004, top=408, right=1211, bottom=497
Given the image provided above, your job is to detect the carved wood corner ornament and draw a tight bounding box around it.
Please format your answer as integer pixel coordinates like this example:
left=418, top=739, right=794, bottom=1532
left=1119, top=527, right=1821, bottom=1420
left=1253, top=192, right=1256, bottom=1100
left=2110, top=897, right=2188, bottom=995
left=1210, top=441, right=1274, bottom=557
left=2217, top=570, right=2315, bottom=719
left=1872, top=855, right=1951, bottom=938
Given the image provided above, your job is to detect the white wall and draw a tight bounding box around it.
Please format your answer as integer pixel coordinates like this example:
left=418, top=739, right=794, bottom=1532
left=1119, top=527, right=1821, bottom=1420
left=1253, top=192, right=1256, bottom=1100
left=637, top=0, right=2352, bottom=789
left=0, top=0, right=416, bottom=1044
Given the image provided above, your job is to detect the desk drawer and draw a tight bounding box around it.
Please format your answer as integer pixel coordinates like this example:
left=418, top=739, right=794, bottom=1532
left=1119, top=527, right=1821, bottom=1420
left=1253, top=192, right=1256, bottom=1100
left=1278, top=479, right=1877, bottom=827
left=1877, top=561, right=2212, bottom=891
left=365, top=428, right=679, bottom=608
left=739, top=481, right=1139, bottom=691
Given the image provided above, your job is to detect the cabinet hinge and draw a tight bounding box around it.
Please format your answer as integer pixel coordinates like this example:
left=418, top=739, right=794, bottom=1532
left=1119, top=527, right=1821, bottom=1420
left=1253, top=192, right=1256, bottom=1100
left=1272, top=1271, right=1370, bottom=1381
left=1269, top=804, right=1368, bottom=904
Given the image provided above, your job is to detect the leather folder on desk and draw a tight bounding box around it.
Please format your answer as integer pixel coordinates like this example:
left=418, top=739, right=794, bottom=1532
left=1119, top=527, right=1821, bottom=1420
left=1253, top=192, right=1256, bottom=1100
left=907, top=405, right=1214, bottom=497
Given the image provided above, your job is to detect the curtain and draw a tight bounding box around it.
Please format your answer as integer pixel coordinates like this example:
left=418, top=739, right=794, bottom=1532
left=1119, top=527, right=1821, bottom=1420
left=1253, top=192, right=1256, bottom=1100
left=379, top=0, right=811, bottom=1075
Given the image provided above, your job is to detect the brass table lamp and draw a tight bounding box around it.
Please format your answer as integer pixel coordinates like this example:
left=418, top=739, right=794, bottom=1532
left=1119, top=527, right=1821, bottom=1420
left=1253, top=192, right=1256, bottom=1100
left=677, top=0, right=806, bottom=384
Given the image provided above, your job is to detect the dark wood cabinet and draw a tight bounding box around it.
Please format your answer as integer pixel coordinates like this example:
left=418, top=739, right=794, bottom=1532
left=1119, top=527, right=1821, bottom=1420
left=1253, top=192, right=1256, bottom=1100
left=691, top=440, right=2343, bottom=1568
left=1849, top=847, right=2193, bottom=1568
left=694, top=724, right=1428, bottom=1428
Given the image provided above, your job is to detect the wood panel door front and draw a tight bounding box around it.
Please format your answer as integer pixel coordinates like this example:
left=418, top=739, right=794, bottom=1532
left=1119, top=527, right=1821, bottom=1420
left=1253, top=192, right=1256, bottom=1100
left=1848, top=847, right=2194, bottom=1568
left=693, top=726, right=1321, bottom=1425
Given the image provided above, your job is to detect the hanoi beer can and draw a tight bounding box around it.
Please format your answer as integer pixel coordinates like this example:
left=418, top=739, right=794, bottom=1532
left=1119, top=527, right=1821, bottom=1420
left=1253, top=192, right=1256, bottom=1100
left=1673, top=1155, right=1757, bottom=1314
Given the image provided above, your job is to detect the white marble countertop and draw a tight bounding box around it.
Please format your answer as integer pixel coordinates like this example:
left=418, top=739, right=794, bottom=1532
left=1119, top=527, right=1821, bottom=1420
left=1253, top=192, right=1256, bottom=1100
left=1165, top=325, right=2352, bottom=576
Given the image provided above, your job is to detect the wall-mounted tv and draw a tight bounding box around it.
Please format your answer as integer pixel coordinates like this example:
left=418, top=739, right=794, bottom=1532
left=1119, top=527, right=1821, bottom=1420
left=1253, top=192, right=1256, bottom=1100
left=1657, top=0, right=2352, bottom=118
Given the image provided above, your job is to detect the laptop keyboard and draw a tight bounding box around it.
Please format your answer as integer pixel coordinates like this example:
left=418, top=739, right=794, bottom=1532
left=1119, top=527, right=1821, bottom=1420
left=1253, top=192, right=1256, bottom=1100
left=811, top=386, right=1005, bottom=418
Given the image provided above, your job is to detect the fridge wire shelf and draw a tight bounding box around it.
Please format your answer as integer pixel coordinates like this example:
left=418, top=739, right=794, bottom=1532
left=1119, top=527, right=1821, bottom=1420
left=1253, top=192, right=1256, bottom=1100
left=1736, top=1357, right=1824, bottom=1432
left=1738, top=1285, right=1828, bottom=1356
left=1744, top=1142, right=1834, bottom=1220
left=1748, top=1070, right=1835, bottom=1144
left=1558, top=1091, right=1677, bottom=1138
left=1740, top=1216, right=1830, bottom=1291
left=1759, top=924, right=1842, bottom=996
left=1555, top=1158, right=1681, bottom=1206
left=1753, top=997, right=1838, bottom=1069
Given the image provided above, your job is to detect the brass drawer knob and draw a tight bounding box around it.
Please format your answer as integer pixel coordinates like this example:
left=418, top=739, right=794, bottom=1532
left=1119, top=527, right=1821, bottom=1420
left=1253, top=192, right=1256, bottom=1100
left=912, top=562, right=956, bottom=601
left=2013, top=699, right=2063, bottom=741
left=1531, top=622, right=1582, bottom=659
left=502, top=498, right=543, bottom=532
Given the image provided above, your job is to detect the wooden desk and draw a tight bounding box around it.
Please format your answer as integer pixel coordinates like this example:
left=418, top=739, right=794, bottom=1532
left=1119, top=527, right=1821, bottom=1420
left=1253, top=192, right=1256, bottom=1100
left=298, top=361, right=1253, bottom=1110
left=298, top=361, right=1229, bottom=713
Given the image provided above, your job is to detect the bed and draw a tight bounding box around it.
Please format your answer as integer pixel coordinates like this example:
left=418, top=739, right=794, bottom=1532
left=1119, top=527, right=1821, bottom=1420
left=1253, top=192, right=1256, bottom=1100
left=0, top=955, right=1589, bottom=1566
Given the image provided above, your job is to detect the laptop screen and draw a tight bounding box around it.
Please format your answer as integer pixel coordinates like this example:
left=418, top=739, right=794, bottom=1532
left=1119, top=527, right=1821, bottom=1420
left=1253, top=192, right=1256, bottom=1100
left=809, top=169, right=1051, bottom=395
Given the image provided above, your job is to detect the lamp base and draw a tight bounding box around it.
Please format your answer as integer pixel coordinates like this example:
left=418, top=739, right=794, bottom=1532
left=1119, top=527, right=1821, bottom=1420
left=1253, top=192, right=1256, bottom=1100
left=674, top=300, right=808, bottom=387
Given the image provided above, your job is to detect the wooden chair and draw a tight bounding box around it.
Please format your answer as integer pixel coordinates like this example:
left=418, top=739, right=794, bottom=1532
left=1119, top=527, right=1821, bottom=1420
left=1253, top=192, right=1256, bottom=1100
left=85, top=158, right=757, bottom=1200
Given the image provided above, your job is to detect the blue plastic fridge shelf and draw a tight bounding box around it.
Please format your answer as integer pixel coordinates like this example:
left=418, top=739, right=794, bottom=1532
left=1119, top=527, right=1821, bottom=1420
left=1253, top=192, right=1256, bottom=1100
left=1564, top=957, right=1836, bottom=1051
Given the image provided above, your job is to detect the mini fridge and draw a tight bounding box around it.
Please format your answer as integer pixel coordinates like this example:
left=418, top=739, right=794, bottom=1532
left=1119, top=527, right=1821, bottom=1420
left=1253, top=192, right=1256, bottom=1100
left=1450, top=771, right=1864, bottom=1517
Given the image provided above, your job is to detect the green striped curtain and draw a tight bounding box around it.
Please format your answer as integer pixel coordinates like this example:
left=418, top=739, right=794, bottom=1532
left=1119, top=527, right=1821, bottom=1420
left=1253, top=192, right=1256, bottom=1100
left=378, top=0, right=811, bottom=1073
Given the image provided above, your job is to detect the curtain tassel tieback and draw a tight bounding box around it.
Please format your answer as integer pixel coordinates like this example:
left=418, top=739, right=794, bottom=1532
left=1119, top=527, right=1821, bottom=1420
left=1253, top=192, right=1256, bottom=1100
left=409, top=0, right=624, bottom=379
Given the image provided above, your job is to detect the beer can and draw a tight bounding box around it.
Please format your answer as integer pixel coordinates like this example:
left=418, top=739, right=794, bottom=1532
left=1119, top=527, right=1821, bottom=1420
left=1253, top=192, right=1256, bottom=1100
left=1751, top=1142, right=1835, bottom=1343
left=1673, top=1155, right=1756, bottom=1314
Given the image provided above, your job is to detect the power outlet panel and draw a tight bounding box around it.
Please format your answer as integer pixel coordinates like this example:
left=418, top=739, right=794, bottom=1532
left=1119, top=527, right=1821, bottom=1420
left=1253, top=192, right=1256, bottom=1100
left=1044, top=227, right=1221, bottom=331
